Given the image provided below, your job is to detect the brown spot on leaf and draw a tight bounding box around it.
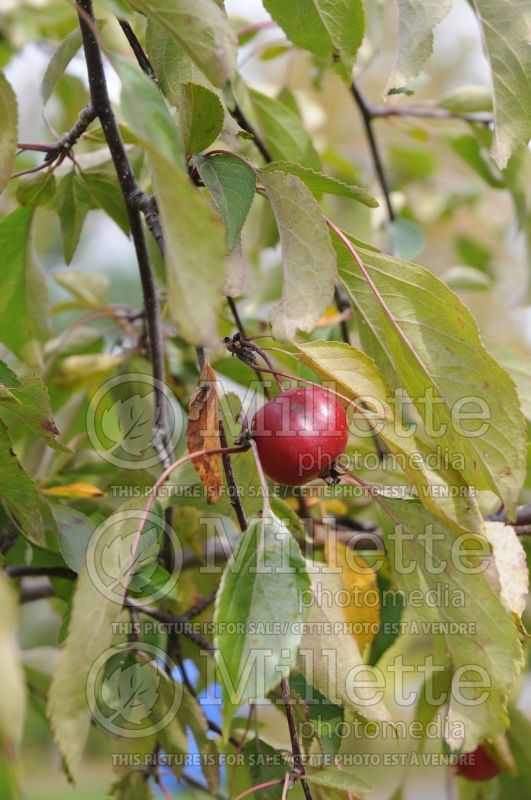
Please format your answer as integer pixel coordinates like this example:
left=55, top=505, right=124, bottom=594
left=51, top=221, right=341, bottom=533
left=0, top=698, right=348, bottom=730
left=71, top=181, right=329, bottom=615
left=41, top=418, right=60, bottom=436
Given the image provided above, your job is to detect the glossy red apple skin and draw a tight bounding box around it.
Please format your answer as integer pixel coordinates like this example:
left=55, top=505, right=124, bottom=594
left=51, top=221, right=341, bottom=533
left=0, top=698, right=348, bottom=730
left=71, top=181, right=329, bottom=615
left=455, top=745, right=502, bottom=782
left=250, top=386, right=349, bottom=486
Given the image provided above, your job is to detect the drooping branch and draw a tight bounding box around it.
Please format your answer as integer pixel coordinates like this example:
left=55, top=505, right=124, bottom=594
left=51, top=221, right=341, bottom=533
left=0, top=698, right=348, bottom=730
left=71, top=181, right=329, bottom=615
left=76, top=0, right=172, bottom=467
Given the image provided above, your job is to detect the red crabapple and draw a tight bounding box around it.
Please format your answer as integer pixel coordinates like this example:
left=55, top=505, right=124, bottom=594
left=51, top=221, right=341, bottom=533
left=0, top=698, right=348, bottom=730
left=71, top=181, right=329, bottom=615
left=455, top=744, right=502, bottom=782
left=250, top=386, right=349, bottom=486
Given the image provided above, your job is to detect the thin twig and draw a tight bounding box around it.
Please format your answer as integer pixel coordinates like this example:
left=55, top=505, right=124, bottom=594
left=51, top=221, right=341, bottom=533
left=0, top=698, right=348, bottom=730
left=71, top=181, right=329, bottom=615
left=234, top=778, right=285, bottom=800
left=230, top=100, right=273, bottom=163
left=488, top=503, right=531, bottom=526
left=76, top=0, right=172, bottom=468
left=125, top=597, right=214, bottom=653
left=196, top=344, right=249, bottom=532
left=371, top=105, right=492, bottom=124
left=118, top=19, right=157, bottom=81
left=227, top=298, right=272, bottom=399
left=219, top=417, right=249, bottom=531
left=350, top=81, right=395, bottom=223
left=44, top=103, right=97, bottom=161
left=333, top=286, right=350, bottom=344
left=281, top=677, right=314, bottom=800
left=154, top=773, right=174, bottom=800
left=15, top=104, right=97, bottom=175
left=6, top=565, right=76, bottom=580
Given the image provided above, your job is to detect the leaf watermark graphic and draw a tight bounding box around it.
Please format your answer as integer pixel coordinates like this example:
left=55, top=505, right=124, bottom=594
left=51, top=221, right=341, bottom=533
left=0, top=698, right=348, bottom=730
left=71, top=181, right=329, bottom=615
left=100, top=391, right=159, bottom=457
left=102, top=661, right=160, bottom=725
left=86, top=373, right=185, bottom=468
left=86, top=642, right=183, bottom=738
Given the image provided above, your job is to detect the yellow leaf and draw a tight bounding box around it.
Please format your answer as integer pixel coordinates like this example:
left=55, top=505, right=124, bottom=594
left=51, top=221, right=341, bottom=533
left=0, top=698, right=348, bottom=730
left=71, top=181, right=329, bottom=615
left=42, top=482, right=105, bottom=498
left=325, top=538, right=380, bottom=655
left=321, top=499, right=348, bottom=517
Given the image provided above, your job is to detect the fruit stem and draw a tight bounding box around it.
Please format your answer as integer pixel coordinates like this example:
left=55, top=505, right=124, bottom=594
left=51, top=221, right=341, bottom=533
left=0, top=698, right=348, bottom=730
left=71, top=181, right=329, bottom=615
left=243, top=339, right=283, bottom=391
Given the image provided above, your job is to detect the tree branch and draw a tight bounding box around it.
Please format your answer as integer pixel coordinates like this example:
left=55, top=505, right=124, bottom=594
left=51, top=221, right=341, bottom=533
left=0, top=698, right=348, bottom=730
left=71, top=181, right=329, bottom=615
left=118, top=19, right=157, bottom=82
left=350, top=80, right=395, bottom=223
left=230, top=100, right=273, bottom=163
left=281, top=678, right=314, bottom=800
left=125, top=597, right=214, bottom=653
left=6, top=565, right=76, bottom=580
left=76, top=0, right=172, bottom=468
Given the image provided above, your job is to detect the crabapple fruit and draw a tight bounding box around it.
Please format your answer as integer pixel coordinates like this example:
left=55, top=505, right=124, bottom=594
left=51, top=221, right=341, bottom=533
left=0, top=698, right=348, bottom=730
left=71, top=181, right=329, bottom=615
left=250, top=386, right=348, bottom=486
left=455, top=744, right=502, bottom=782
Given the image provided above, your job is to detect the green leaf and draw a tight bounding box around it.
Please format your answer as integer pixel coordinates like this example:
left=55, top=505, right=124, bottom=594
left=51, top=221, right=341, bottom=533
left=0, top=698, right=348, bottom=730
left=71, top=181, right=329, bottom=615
left=442, top=265, right=492, bottom=291
left=289, top=673, right=344, bottom=758
left=383, top=499, right=523, bottom=750
left=131, top=0, right=237, bottom=87
left=54, top=269, right=110, bottom=307
left=447, top=133, right=503, bottom=188
left=176, top=687, right=219, bottom=792
left=243, top=738, right=286, bottom=799
left=488, top=344, right=531, bottom=423
left=249, top=89, right=321, bottom=169
left=262, top=161, right=378, bottom=207
left=214, top=515, right=310, bottom=734
left=335, top=234, right=527, bottom=515
left=47, top=504, right=140, bottom=778
left=0, top=73, right=17, bottom=193
left=0, top=370, right=68, bottom=452
left=389, top=218, right=424, bottom=260
left=109, top=771, right=153, bottom=800
left=53, top=506, right=94, bottom=573
left=41, top=28, right=82, bottom=104
left=118, top=57, right=227, bottom=345
left=297, top=569, right=391, bottom=722
left=499, top=707, right=531, bottom=798
left=0, top=208, right=49, bottom=364
left=146, top=19, right=206, bottom=100
left=179, top=82, right=224, bottom=154
left=81, top=165, right=130, bottom=234
left=263, top=0, right=365, bottom=82
left=439, top=84, right=493, bottom=113
left=0, top=420, right=49, bottom=547
left=193, top=153, right=256, bottom=250
left=260, top=169, right=337, bottom=340
left=16, top=172, right=56, bottom=207
left=0, top=574, right=26, bottom=758
left=385, top=0, right=453, bottom=94
left=56, top=171, right=91, bottom=264
left=115, top=57, right=183, bottom=167
left=472, top=0, right=531, bottom=168
left=297, top=340, right=485, bottom=536
left=146, top=21, right=242, bottom=139
left=151, top=152, right=226, bottom=345
left=306, top=767, right=370, bottom=796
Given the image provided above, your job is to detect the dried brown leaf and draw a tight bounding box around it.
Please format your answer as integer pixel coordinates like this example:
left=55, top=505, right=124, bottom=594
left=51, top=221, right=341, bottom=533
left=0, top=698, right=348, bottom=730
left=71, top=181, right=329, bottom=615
left=186, top=362, right=223, bottom=503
